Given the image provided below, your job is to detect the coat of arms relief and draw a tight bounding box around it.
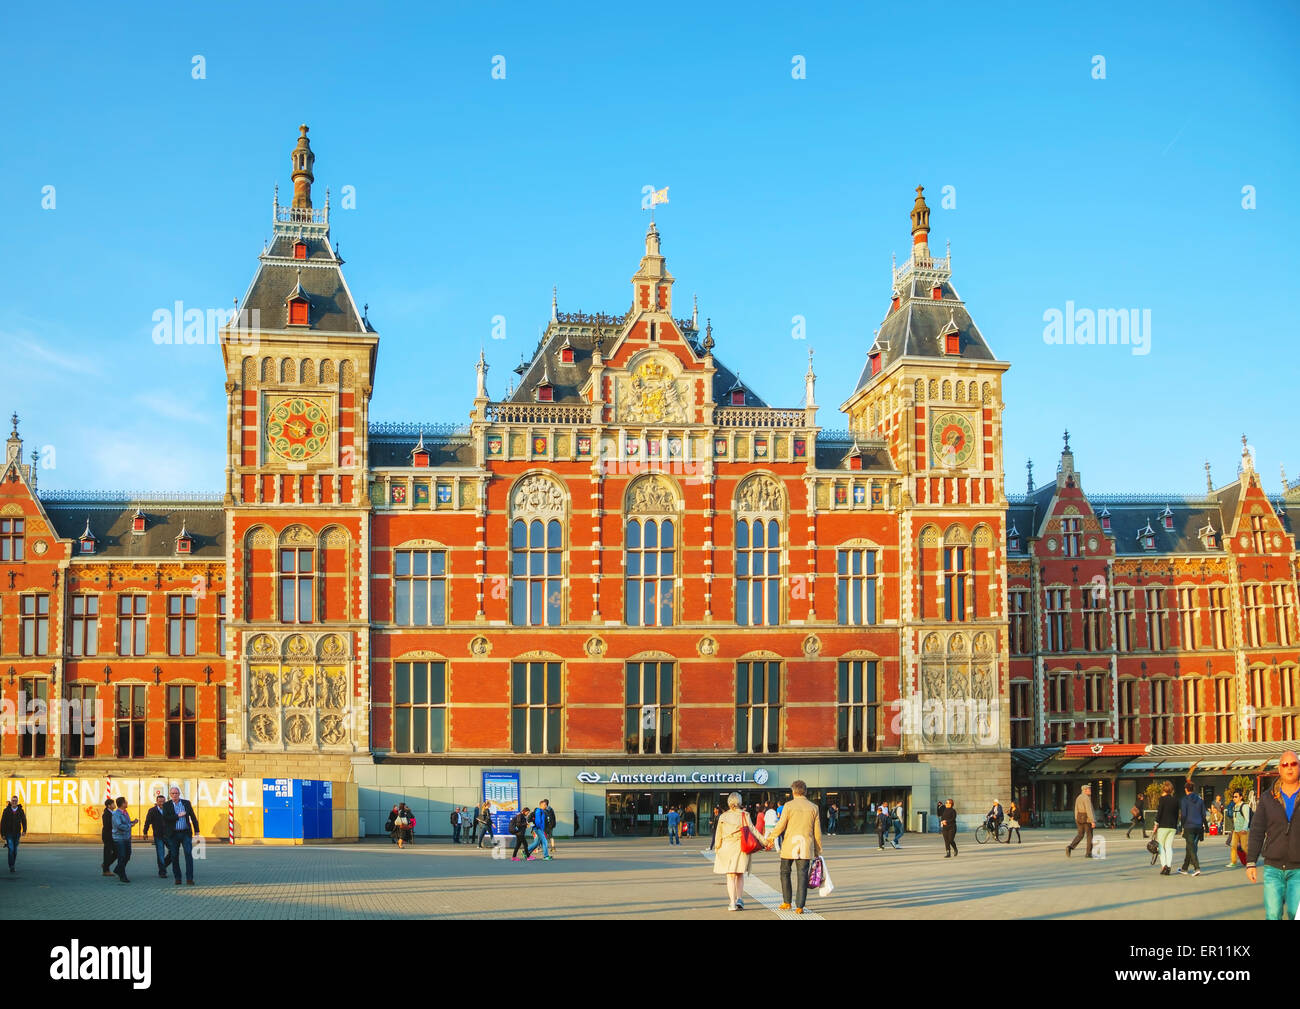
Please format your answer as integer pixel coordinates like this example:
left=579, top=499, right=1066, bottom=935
left=617, top=359, right=688, bottom=423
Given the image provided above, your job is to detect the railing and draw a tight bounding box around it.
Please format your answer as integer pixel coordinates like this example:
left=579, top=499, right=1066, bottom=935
left=714, top=406, right=807, bottom=429
left=369, top=421, right=471, bottom=437
left=485, top=402, right=593, bottom=424
left=275, top=205, right=327, bottom=225
left=554, top=310, right=630, bottom=327
left=39, top=489, right=224, bottom=503
left=892, top=253, right=951, bottom=287
left=1007, top=492, right=1214, bottom=505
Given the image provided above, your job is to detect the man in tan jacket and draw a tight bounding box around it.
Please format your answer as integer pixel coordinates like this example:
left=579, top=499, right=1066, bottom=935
left=763, top=779, right=824, bottom=914
left=1066, top=783, right=1097, bottom=858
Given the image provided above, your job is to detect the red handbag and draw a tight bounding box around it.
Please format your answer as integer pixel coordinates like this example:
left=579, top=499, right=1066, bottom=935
left=738, top=814, right=763, bottom=854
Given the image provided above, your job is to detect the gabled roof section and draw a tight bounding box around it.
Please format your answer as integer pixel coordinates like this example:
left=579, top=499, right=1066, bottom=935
left=41, top=496, right=226, bottom=559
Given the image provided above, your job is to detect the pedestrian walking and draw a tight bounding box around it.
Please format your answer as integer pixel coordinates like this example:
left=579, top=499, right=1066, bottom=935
left=713, top=792, right=756, bottom=911
left=544, top=800, right=557, bottom=854
left=532, top=800, right=552, bottom=860
left=450, top=806, right=461, bottom=844
left=875, top=804, right=892, bottom=850
left=684, top=806, right=696, bottom=838
left=1177, top=780, right=1206, bottom=876
left=510, top=807, right=532, bottom=861
left=163, top=786, right=200, bottom=886
left=707, top=806, right=722, bottom=851
left=142, top=794, right=170, bottom=877
left=1125, top=799, right=1146, bottom=839
left=1228, top=789, right=1251, bottom=867
left=1245, top=750, right=1300, bottom=919
left=667, top=806, right=681, bottom=845
left=1, top=795, right=27, bottom=872
left=763, top=779, right=823, bottom=914
left=100, top=798, right=116, bottom=877
left=1153, top=781, right=1179, bottom=874
left=939, top=799, right=958, bottom=857
left=827, top=802, right=839, bottom=836
left=110, top=797, right=138, bottom=884
left=476, top=800, right=494, bottom=849
left=1224, top=792, right=1237, bottom=858
left=1065, top=784, right=1096, bottom=858
left=892, top=800, right=905, bottom=847
left=1005, top=801, right=1022, bottom=844
left=762, top=803, right=779, bottom=848
left=392, top=803, right=413, bottom=849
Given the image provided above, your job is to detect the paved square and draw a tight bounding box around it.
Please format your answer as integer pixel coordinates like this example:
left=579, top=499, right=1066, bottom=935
left=0, top=828, right=1271, bottom=920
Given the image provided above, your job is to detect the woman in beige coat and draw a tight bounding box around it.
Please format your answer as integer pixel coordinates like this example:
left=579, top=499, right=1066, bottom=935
left=713, top=791, right=756, bottom=911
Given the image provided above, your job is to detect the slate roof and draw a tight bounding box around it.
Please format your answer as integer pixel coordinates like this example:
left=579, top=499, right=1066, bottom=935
left=42, top=501, right=225, bottom=559
left=239, top=237, right=370, bottom=335
left=368, top=430, right=477, bottom=469
left=509, top=319, right=770, bottom=408
left=812, top=435, right=897, bottom=472
left=852, top=274, right=999, bottom=396
left=1005, top=478, right=1294, bottom=556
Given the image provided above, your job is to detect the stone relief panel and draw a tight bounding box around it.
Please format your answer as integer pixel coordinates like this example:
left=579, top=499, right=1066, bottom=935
left=242, top=632, right=353, bottom=750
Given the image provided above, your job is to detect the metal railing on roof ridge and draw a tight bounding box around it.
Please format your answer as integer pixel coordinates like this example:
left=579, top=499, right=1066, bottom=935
left=368, top=421, right=472, bottom=437
left=39, top=489, right=224, bottom=503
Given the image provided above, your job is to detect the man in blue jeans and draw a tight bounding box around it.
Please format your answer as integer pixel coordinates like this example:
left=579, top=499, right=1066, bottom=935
left=1246, top=750, right=1300, bottom=919
left=0, top=796, right=27, bottom=872
left=666, top=806, right=680, bottom=845
left=1177, top=781, right=1206, bottom=876
left=142, top=793, right=171, bottom=877
left=163, top=786, right=200, bottom=885
left=532, top=799, right=552, bottom=860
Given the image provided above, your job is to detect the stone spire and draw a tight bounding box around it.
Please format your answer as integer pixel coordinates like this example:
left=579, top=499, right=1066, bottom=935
left=1205, top=460, right=1214, bottom=494
left=692, top=293, right=698, bottom=330
left=910, top=185, right=931, bottom=258
left=551, top=285, right=558, bottom=322
left=804, top=348, right=817, bottom=409
left=631, top=221, right=674, bottom=314
left=5, top=412, right=20, bottom=468
left=1241, top=434, right=1255, bottom=475
left=1026, top=458, right=1034, bottom=495
left=290, top=125, right=315, bottom=209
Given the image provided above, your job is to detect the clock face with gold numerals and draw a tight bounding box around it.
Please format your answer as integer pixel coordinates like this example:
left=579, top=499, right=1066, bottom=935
left=931, top=412, right=976, bottom=469
left=266, top=397, right=330, bottom=462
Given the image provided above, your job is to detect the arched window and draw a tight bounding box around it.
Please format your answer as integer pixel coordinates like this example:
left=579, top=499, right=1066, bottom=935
left=511, top=518, right=562, bottom=626
left=736, top=517, right=781, bottom=626
left=626, top=518, right=675, bottom=626
left=625, top=475, right=679, bottom=627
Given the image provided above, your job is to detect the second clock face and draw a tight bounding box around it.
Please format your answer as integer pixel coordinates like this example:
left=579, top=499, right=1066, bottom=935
left=266, top=397, right=330, bottom=462
left=931, top=412, right=976, bottom=469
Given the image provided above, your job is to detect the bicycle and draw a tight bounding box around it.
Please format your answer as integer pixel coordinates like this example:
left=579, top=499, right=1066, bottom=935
left=974, top=819, right=1009, bottom=844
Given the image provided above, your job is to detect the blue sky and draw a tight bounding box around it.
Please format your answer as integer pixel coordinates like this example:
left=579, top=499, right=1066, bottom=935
left=1, top=1, right=1296, bottom=496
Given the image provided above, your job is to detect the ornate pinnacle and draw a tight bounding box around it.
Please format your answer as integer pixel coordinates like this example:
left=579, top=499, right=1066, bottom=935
left=1062, top=429, right=1071, bottom=453
left=1205, top=460, right=1214, bottom=494
left=9, top=413, right=17, bottom=437
left=1026, top=459, right=1035, bottom=494
left=703, top=317, right=714, bottom=352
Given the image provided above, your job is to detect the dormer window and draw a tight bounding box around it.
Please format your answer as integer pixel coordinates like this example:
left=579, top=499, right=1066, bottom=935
left=288, top=297, right=309, bottom=326
left=945, top=332, right=960, bottom=355
left=1009, top=535, right=1020, bottom=551
left=869, top=352, right=882, bottom=377
left=538, top=384, right=554, bottom=403
left=1138, top=520, right=1156, bottom=551
left=560, top=347, right=574, bottom=364
left=131, top=509, right=146, bottom=534
left=1161, top=505, right=1174, bottom=531
left=1099, top=506, right=1111, bottom=532
left=730, top=390, right=745, bottom=406
left=931, top=285, right=943, bottom=301
left=1144, top=535, right=1156, bottom=550
left=891, top=290, right=901, bottom=312
left=411, top=431, right=430, bottom=468
left=175, top=525, right=193, bottom=555
left=79, top=518, right=96, bottom=556
left=293, top=240, right=307, bottom=260
left=1199, top=523, right=1219, bottom=550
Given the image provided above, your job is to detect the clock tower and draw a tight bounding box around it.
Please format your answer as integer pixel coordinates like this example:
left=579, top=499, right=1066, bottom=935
left=841, top=186, right=1011, bottom=805
left=218, top=125, right=378, bottom=779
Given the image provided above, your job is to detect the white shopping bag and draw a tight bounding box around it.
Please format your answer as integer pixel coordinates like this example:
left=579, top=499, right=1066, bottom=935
left=1091, top=835, right=1107, bottom=859
left=819, top=857, right=835, bottom=898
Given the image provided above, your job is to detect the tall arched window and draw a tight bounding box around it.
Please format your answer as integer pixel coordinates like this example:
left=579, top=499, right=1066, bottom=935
left=626, top=519, right=675, bottom=626
left=509, top=475, right=567, bottom=627
left=625, top=475, right=679, bottom=627
left=734, top=475, right=784, bottom=627
left=511, top=518, right=562, bottom=626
